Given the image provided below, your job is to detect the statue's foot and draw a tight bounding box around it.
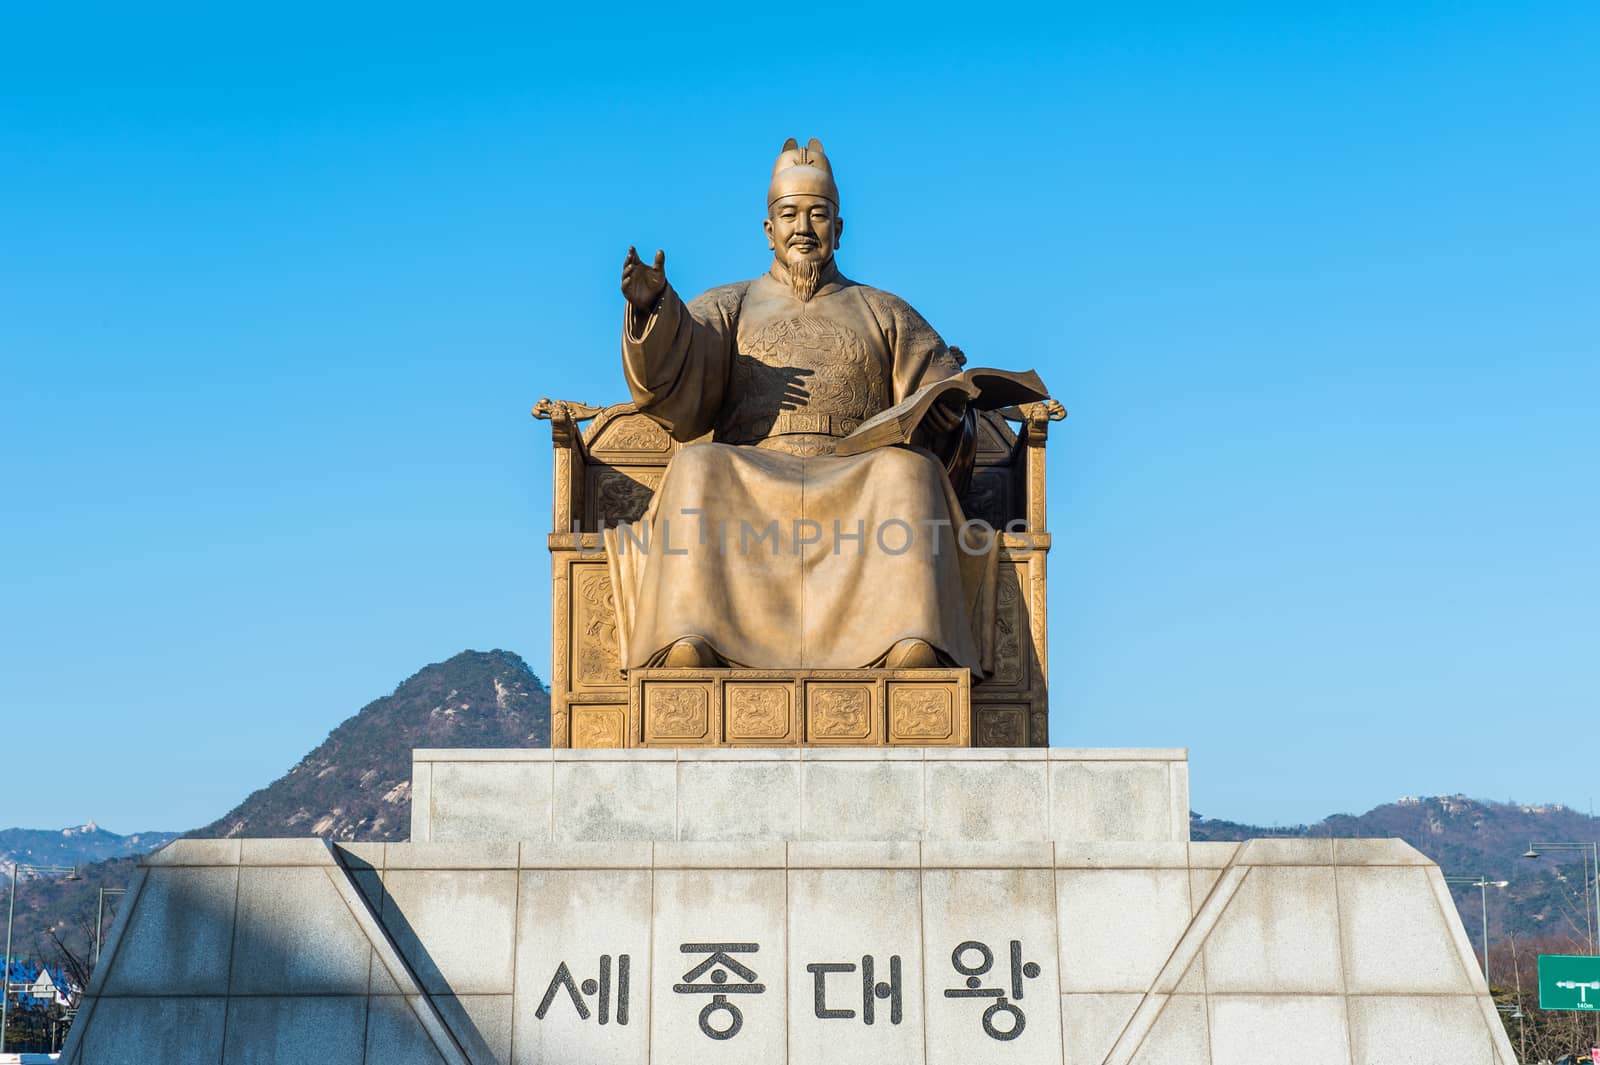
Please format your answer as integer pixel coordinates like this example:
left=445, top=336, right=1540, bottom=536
left=883, top=638, right=940, bottom=669
left=662, top=636, right=721, bottom=668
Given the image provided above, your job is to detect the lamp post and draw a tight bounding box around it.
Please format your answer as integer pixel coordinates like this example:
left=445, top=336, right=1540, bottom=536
left=1524, top=841, right=1600, bottom=1051
left=1445, top=875, right=1508, bottom=988
left=2, top=862, right=79, bottom=1053
left=1522, top=841, right=1600, bottom=953
left=94, top=887, right=126, bottom=965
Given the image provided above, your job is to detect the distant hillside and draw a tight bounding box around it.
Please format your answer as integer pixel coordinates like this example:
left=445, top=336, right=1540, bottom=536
left=190, top=649, right=550, bottom=841
left=1195, top=795, right=1600, bottom=945
left=4, top=649, right=550, bottom=966
left=8, top=647, right=1596, bottom=1005
left=0, top=823, right=178, bottom=871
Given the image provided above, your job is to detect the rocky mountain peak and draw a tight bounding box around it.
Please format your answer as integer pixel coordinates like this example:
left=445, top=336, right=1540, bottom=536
left=188, top=648, right=550, bottom=842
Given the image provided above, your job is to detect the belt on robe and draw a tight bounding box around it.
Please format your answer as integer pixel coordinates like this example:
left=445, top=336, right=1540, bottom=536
left=726, top=412, right=864, bottom=441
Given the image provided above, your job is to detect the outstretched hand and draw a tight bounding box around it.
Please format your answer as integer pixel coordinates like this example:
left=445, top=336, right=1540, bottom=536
left=621, top=246, right=667, bottom=314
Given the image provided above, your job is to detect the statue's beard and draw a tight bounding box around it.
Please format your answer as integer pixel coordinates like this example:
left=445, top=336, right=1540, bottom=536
left=781, top=253, right=829, bottom=302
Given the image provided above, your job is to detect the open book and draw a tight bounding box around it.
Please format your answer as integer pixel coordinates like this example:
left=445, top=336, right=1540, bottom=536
left=833, top=367, right=1049, bottom=456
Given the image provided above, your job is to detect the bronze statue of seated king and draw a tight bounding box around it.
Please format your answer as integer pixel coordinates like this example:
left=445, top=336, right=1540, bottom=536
left=535, top=138, right=1063, bottom=749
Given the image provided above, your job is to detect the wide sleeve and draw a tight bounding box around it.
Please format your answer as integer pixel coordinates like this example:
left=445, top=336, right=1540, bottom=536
left=621, top=283, right=742, bottom=441
left=865, top=289, right=976, bottom=490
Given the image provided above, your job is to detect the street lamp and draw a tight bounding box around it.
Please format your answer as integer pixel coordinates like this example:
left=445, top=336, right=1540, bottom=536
left=2, top=862, right=79, bottom=1053
left=94, top=887, right=126, bottom=965
left=1445, top=875, right=1508, bottom=988
left=1522, top=841, right=1600, bottom=954
left=1524, top=841, right=1600, bottom=1051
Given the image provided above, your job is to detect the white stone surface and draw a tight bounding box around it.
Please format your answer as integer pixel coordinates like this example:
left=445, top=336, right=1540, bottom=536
left=921, top=867, right=1063, bottom=1065
left=1207, top=995, right=1352, bottom=1065
left=552, top=758, right=676, bottom=841
left=1338, top=865, right=1475, bottom=993
left=677, top=758, right=804, bottom=840
left=78, top=997, right=226, bottom=1065
left=1139, top=994, right=1211, bottom=1060
left=1056, top=867, right=1191, bottom=993
left=221, top=996, right=367, bottom=1065
left=412, top=747, right=1192, bottom=844
left=434, top=994, right=512, bottom=1065
left=1346, top=995, right=1504, bottom=1065
left=650, top=869, right=788, bottom=1065
left=1203, top=865, right=1345, bottom=994
left=800, top=756, right=923, bottom=840
left=70, top=747, right=1518, bottom=1065
left=788, top=868, right=926, bottom=1065
left=365, top=996, right=449, bottom=1065
left=513, top=869, right=652, bottom=1065
left=229, top=866, right=372, bottom=994
left=1049, top=759, right=1178, bottom=842
left=381, top=869, right=519, bottom=995
left=925, top=759, right=1050, bottom=841
left=431, top=762, right=553, bottom=843
left=102, top=867, right=238, bottom=996
left=1060, top=993, right=1139, bottom=1065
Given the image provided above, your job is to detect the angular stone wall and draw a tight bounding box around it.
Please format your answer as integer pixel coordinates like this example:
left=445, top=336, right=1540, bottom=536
left=63, top=751, right=1516, bottom=1064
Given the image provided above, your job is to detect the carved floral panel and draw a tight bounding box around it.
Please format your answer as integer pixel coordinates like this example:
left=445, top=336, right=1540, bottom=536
left=726, top=684, right=793, bottom=743
left=646, top=685, right=711, bottom=742
left=960, top=467, right=1011, bottom=532
left=975, top=706, right=1028, bottom=748
left=806, top=684, right=874, bottom=742
left=991, top=563, right=1027, bottom=689
left=889, top=686, right=956, bottom=742
left=588, top=466, right=663, bottom=526
left=574, top=568, right=624, bottom=689
left=572, top=705, right=627, bottom=748
left=589, top=414, right=671, bottom=455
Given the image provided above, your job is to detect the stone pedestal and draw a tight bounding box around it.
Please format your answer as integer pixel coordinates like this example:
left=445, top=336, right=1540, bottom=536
left=410, top=747, right=1191, bottom=845
left=62, top=748, right=1516, bottom=1065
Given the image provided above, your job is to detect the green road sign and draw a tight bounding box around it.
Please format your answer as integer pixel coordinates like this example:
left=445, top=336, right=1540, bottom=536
left=1539, top=954, right=1600, bottom=1010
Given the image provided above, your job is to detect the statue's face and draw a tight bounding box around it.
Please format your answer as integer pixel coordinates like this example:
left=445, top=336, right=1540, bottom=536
left=764, top=195, right=842, bottom=266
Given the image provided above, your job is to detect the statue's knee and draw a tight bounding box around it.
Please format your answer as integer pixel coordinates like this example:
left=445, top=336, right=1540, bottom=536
left=670, top=442, right=727, bottom=476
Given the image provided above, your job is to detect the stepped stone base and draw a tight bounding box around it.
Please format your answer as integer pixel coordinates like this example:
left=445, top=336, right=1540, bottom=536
left=62, top=749, right=1516, bottom=1065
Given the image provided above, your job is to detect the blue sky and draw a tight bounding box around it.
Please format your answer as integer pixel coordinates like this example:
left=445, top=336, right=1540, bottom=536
left=2, top=3, right=1595, bottom=832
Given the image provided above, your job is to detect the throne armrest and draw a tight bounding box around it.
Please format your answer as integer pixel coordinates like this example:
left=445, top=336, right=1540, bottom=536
left=1011, top=399, right=1066, bottom=534
left=532, top=398, right=603, bottom=534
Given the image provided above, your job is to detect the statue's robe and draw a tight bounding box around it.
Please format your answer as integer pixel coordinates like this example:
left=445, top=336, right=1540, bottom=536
left=606, top=264, right=996, bottom=672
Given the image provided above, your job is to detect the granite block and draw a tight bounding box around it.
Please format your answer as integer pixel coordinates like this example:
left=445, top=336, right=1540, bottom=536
left=431, top=762, right=552, bottom=843
left=1203, top=865, right=1345, bottom=994
left=788, top=868, right=926, bottom=1065
left=220, top=996, right=366, bottom=1065
left=513, top=869, right=652, bottom=1065
left=651, top=869, right=787, bottom=1065
left=229, top=866, right=371, bottom=994
left=381, top=869, right=519, bottom=995
left=1056, top=868, right=1191, bottom=993
left=102, top=867, right=238, bottom=996
left=553, top=758, right=677, bottom=841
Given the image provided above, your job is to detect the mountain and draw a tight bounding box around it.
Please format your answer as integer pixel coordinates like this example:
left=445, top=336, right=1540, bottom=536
left=0, top=824, right=178, bottom=872
left=1, top=649, right=550, bottom=968
left=190, top=648, right=550, bottom=841
left=1195, top=795, right=1600, bottom=947
left=5, top=647, right=1594, bottom=1005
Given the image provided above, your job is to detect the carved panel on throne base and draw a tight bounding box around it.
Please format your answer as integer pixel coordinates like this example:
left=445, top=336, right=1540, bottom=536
left=613, top=668, right=975, bottom=748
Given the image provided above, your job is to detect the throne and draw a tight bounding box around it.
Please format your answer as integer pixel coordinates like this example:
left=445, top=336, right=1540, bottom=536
left=535, top=397, right=1064, bottom=749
